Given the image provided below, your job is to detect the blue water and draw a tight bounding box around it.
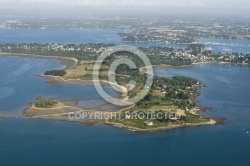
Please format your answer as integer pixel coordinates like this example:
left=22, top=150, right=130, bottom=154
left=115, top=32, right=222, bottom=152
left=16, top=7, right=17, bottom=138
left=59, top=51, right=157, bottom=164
left=0, top=56, right=117, bottom=116
left=0, top=118, right=249, bottom=166
left=199, top=38, right=250, bottom=54
left=0, top=29, right=183, bottom=48
left=155, top=64, right=250, bottom=126
left=1, top=29, right=249, bottom=53
left=0, top=61, right=250, bottom=165
left=0, top=29, right=250, bottom=166
left=0, top=29, right=123, bottom=44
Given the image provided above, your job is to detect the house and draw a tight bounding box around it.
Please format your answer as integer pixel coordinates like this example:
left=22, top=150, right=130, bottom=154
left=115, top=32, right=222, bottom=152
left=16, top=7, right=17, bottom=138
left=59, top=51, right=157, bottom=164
left=125, top=115, right=131, bottom=119
left=148, top=122, right=154, bottom=126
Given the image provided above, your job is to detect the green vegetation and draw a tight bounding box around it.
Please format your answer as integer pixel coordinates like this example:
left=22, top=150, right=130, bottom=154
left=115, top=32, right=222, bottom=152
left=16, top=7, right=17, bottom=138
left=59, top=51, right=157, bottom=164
left=2, top=17, right=250, bottom=41
left=109, top=76, right=209, bottom=129
left=109, top=111, right=210, bottom=130
left=131, top=76, right=199, bottom=110
left=1, top=43, right=249, bottom=66
left=0, top=43, right=111, bottom=61
left=182, top=113, right=210, bottom=124
left=0, top=43, right=215, bottom=130
left=34, top=98, right=59, bottom=108
left=109, top=111, right=176, bottom=129
left=118, top=29, right=195, bottom=44
left=44, top=70, right=66, bottom=77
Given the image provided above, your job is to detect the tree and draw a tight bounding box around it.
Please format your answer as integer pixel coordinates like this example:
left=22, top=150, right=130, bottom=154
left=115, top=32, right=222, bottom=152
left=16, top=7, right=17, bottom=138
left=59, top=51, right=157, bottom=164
left=44, top=70, right=66, bottom=77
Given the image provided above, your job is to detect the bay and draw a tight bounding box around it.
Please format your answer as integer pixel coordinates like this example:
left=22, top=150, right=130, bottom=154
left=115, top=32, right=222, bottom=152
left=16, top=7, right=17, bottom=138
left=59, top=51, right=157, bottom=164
left=1, top=29, right=249, bottom=53
left=0, top=29, right=250, bottom=166
left=0, top=56, right=118, bottom=116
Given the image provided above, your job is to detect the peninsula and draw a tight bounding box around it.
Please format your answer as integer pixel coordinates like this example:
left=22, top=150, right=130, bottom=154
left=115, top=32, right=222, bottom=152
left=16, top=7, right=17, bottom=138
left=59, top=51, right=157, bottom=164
left=5, top=44, right=224, bottom=131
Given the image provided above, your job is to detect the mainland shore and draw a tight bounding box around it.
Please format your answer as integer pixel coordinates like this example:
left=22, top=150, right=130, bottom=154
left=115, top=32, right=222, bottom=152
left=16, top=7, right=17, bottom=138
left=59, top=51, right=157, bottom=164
left=0, top=52, right=78, bottom=70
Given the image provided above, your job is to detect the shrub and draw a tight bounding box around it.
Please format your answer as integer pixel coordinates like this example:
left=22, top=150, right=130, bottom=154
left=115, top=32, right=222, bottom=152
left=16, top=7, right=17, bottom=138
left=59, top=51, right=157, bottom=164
left=34, top=98, right=58, bottom=108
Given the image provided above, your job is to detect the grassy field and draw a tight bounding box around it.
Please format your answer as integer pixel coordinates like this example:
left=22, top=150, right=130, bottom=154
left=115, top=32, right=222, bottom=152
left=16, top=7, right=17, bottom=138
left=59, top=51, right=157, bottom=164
left=63, top=60, right=109, bottom=80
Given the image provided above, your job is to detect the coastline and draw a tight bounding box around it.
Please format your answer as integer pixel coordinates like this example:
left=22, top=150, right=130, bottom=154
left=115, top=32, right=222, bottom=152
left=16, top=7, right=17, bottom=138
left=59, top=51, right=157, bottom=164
left=0, top=52, right=131, bottom=107
left=1, top=52, right=217, bottom=132
left=106, top=119, right=216, bottom=132
left=0, top=52, right=78, bottom=70
left=120, top=39, right=194, bottom=45
left=0, top=53, right=129, bottom=98
left=38, top=74, right=129, bottom=101
left=142, top=61, right=249, bottom=72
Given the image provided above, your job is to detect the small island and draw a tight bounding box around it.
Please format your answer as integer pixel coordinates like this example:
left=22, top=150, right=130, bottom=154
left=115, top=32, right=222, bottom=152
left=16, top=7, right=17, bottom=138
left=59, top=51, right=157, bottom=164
left=24, top=98, right=68, bottom=118
left=34, top=98, right=60, bottom=108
